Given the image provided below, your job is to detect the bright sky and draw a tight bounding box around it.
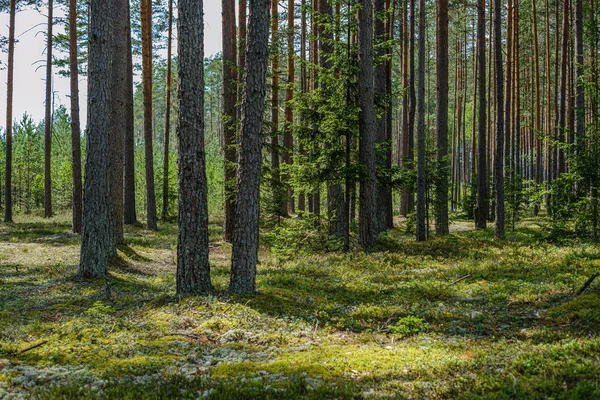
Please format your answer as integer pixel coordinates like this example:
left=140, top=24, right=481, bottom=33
left=0, top=2, right=223, bottom=129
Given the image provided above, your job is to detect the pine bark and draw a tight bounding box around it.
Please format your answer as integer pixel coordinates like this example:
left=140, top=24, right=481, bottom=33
left=493, top=0, right=505, bottom=239
left=44, top=0, right=54, bottom=218
left=574, top=0, right=584, bottom=148
left=176, top=0, right=213, bottom=295
left=4, top=0, right=15, bottom=224
left=284, top=0, right=295, bottom=214
left=271, top=0, right=286, bottom=217
left=435, top=0, right=449, bottom=235
left=69, top=0, right=83, bottom=233
left=358, top=0, right=378, bottom=248
left=475, top=0, right=487, bottom=229
left=79, top=0, right=115, bottom=278
left=123, top=3, right=137, bottom=225
left=223, top=0, right=237, bottom=242
left=416, top=0, right=426, bottom=242
left=162, top=0, right=174, bottom=222
left=230, top=0, right=271, bottom=293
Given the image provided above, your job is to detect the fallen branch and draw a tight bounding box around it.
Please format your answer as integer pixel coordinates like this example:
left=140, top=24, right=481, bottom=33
left=16, top=340, right=48, bottom=355
left=575, top=273, right=599, bottom=297
left=449, top=274, right=471, bottom=286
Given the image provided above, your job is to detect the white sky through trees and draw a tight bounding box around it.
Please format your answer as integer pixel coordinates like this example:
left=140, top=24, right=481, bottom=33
left=0, top=2, right=223, bottom=129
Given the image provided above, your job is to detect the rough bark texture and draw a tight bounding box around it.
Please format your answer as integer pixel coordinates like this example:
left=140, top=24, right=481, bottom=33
left=435, top=0, right=449, bottom=236
left=494, top=0, right=505, bottom=239
left=574, top=0, right=584, bottom=148
left=69, top=0, right=83, bottom=233
left=475, top=0, right=488, bottom=229
left=297, top=0, right=307, bottom=212
left=415, top=0, right=426, bottom=242
left=230, top=0, right=271, bottom=294
left=407, top=0, right=416, bottom=219
left=176, top=0, right=213, bottom=295
left=4, top=0, right=15, bottom=224
left=123, top=4, right=137, bottom=225
left=79, top=0, right=115, bottom=279
left=141, top=0, right=158, bottom=231
left=271, top=0, right=286, bottom=217
left=162, top=0, right=173, bottom=222
left=283, top=0, right=295, bottom=215
left=110, top=0, right=127, bottom=247
left=223, top=0, right=237, bottom=242
left=556, top=0, right=569, bottom=175
left=358, top=0, right=378, bottom=248
left=44, top=0, right=53, bottom=219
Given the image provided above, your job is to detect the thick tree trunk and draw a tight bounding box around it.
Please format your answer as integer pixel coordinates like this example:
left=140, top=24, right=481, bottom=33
left=79, top=0, right=115, bottom=279
left=141, top=0, right=158, bottom=231
left=69, top=0, right=83, bottom=233
left=223, top=0, right=237, bottom=242
left=176, top=0, right=213, bottom=295
left=123, top=3, right=137, bottom=225
left=475, top=0, right=487, bottom=229
left=435, top=0, right=449, bottom=235
left=44, top=0, right=53, bottom=219
left=416, top=0, right=426, bottom=241
left=162, top=0, right=174, bottom=222
left=4, top=0, right=15, bottom=224
left=358, top=0, right=378, bottom=248
left=494, top=0, right=505, bottom=239
left=230, top=0, right=271, bottom=294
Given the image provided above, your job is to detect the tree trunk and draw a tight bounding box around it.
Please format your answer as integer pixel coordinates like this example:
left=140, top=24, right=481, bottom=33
left=284, top=0, right=295, bottom=214
left=162, top=0, right=174, bottom=222
left=44, top=0, right=54, bottom=219
left=532, top=0, right=541, bottom=216
left=574, top=0, right=584, bottom=151
left=407, top=0, right=416, bottom=220
left=494, top=0, right=505, bottom=239
left=176, top=0, right=213, bottom=295
left=79, top=0, right=115, bottom=279
left=435, top=0, right=449, bottom=235
left=123, top=1, right=137, bottom=225
left=297, top=0, right=307, bottom=212
left=141, top=0, right=158, bottom=231
left=230, top=0, right=271, bottom=293
left=358, top=0, right=378, bottom=248
left=416, top=0, right=426, bottom=241
left=4, top=0, right=15, bottom=224
left=69, top=0, right=83, bottom=233
left=223, top=0, right=237, bottom=242
left=271, top=0, right=286, bottom=217
left=557, top=0, right=569, bottom=176
left=475, top=0, right=487, bottom=229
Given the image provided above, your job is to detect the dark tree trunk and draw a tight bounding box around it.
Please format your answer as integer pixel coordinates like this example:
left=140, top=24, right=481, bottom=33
left=176, top=0, right=213, bottom=295
left=374, top=0, right=388, bottom=234
left=123, top=3, right=137, bottom=225
left=358, top=0, right=378, bottom=248
left=223, top=0, right=237, bottom=242
left=416, top=0, right=426, bottom=242
left=230, top=0, right=271, bottom=294
left=574, top=0, right=584, bottom=150
left=4, top=0, right=15, bottom=224
left=79, top=0, right=115, bottom=279
left=435, top=0, right=449, bottom=236
left=44, top=0, right=54, bottom=219
left=408, top=0, right=416, bottom=220
left=110, top=0, right=128, bottom=247
left=69, top=0, right=83, bottom=233
left=297, top=0, right=307, bottom=212
left=271, top=0, right=286, bottom=217
left=141, top=0, right=158, bottom=231
left=494, top=0, right=505, bottom=239
left=475, top=0, right=488, bottom=229
left=162, top=0, right=174, bottom=222
left=284, top=0, right=295, bottom=214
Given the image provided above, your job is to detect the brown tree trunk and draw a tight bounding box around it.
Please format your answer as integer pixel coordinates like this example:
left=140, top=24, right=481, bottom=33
left=532, top=0, right=542, bottom=216
left=407, top=0, right=416, bottom=220
left=44, top=0, right=54, bottom=219
left=162, top=0, right=174, bottom=222
left=284, top=0, right=295, bottom=215
left=271, top=0, right=286, bottom=217
left=435, top=0, right=449, bottom=235
left=141, top=0, right=158, bottom=231
left=494, top=0, right=505, bottom=239
left=4, top=0, right=15, bottom=224
left=176, top=0, right=213, bottom=294
left=557, top=0, right=569, bottom=175
left=230, top=0, right=271, bottom=293
left=358, top=0, right=378, bottom=248
left=124, top=1, right=137, bottom=225
left=416, top=0, right=426, bottom=241
left=223, top=0, right=237, bottom=242
left=297, top=0, right=307, bottom=212
left=475, top=0, right=488, bottom=229
left=400, top=0, right=409, bottom=217
left=79, top=0, right=115, bottom=278
left=69, top=0, right=83, bottom=233
left=574, top=0, right=584, bottom=149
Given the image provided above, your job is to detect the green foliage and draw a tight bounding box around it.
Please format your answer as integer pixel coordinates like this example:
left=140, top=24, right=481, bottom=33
left=388, top=315, right=429, bottom=337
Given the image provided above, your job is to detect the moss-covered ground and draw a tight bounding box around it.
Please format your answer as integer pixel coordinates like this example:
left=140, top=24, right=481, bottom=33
left=1, top=213, right=599, bottom=399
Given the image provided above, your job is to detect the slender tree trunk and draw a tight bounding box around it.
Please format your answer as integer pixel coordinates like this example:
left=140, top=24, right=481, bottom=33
left=400, top=0, right=409, bottom=217
left=223, top=0, right=237, bottom=241
left=69, top=0, right=83, bottom=233
left=4, top=0, right=15, bottom=224
left=494, top=0, right=505, bottom=239
left=574, top=0, right=584, bottom=151
left=162, top=0, right=174, bottom=222
left=532, top=0, right=542, bottom=216
left=416, top=0, right=426, bottom=241
left=435, top=0, right=449, bottom=235
left=358, top=0, right=378, bottom=248
left=284, top=0, right=295, bottom=214
left=230, top=0, right=271, bottom=293
left=557, top=0, right=569, bottom=175
left=407, top=0, right=416, bottom=221
left=476, top=0, right=487, bottom=229
left=544, top=0, right=552, bottom=211
left=124, top=2, right=137, bottom=225
left=44, top=0, right=54, bottom=218
left=141, top=0, right=158, bottom=231
left=79, top=0, right=115, bottom=278
left=297, top=0, right=307, bottom=212
left=271, top=0, right=286, bottom=217
left=176, top=0, right=212, bottom=294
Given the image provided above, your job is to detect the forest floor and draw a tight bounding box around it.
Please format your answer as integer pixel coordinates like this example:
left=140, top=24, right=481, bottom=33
left=1, top=213, right=600, bottom=399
